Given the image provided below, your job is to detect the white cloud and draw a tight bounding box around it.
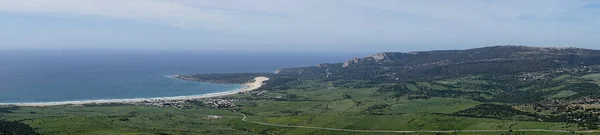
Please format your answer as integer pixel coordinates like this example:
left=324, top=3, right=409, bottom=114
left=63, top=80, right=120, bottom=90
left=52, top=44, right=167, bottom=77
left=0, top=0, right=236, bottom=28
left=0, top=0, right=599, bottom=50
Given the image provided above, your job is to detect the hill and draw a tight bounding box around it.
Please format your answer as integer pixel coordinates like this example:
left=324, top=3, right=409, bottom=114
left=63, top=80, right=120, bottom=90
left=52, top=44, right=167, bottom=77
left=171, top=46, right=600, bottom=130
left=275, top=45, right=600, bottom=82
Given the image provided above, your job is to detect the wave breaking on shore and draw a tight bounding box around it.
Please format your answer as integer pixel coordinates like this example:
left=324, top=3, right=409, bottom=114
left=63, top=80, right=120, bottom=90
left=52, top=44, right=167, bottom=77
left=0, top=77, right=269, bottom=107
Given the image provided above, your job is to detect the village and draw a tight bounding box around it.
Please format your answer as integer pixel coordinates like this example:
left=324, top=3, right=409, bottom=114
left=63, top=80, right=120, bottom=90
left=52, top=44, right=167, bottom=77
left=134, top=98, right=243, bottom=109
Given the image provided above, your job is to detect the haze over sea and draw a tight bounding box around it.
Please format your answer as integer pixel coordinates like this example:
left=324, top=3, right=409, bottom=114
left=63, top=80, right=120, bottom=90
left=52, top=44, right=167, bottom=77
left=0, top=49, right=362, bottom=103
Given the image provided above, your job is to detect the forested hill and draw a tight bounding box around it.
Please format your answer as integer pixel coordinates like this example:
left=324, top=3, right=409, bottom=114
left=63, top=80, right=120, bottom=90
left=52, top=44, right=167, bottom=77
left=274, top=45, right=600, bottom=83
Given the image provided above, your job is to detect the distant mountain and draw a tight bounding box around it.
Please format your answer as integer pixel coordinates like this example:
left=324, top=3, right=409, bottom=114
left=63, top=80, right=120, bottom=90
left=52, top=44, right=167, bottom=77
left=275, top=45, right=600, bottom=82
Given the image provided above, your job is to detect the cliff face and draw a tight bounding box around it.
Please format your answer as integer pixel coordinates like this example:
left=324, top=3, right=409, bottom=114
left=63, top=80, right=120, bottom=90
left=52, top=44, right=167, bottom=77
left=274, top=45, right=600, bottom=82
left=342, top=52, right=422, bottom=67
left=368, top=52, right=394, bottom=61
left=342, top=52, right=399, bottom=67
left=342, top=57, right=362, bottom=68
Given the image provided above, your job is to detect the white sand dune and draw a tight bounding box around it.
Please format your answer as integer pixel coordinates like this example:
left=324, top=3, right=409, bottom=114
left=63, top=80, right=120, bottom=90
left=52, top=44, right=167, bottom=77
left=1, top=77, right=270, bottom=107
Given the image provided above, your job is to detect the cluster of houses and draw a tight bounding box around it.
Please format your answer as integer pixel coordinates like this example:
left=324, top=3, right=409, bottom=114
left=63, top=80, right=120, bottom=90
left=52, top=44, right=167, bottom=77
left=542, top=98, right=600, bottom=106
left=136, top=99, right=191, bottom=109
left=132, top=98, right=243, bottom=109
left=519, top=72, right=549, bottom=81
left=518, top=65, right=600, bottom=81
left=203, top=99, right=241, bottom=108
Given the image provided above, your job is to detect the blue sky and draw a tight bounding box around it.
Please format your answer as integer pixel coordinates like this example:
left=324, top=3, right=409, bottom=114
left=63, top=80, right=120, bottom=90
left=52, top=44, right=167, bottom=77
left=0, top=0, right=599, bottom=52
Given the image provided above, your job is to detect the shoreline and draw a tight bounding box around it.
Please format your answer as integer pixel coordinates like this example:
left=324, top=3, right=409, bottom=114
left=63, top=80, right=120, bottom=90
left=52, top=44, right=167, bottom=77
left=0, top=76, right=269, bottom=107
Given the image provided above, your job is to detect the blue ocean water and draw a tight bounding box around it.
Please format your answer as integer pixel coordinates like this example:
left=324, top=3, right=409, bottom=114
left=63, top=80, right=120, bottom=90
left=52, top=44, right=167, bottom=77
left=0, top=49, right=363, bottom=103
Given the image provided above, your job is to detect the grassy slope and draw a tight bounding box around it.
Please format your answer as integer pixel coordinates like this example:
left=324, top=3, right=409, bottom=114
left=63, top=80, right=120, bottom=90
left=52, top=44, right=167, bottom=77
left=1, top=105, right=252, bottom=135
left=5, top=75, right=600, bottom=134
left=240, top=92, right=574, bottom=132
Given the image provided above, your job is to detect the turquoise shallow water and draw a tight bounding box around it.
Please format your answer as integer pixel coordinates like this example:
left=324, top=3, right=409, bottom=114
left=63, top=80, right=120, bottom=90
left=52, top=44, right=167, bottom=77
left=0, top=49, right=363, bottom=103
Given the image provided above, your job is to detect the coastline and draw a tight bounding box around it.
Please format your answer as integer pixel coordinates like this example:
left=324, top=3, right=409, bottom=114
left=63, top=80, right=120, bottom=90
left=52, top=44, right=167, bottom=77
left=1, top=76, right=269, bottom=107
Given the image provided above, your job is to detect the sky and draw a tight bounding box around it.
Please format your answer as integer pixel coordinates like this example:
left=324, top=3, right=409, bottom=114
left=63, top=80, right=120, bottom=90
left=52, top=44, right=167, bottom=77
left=0, top=0, right=599, bottom=52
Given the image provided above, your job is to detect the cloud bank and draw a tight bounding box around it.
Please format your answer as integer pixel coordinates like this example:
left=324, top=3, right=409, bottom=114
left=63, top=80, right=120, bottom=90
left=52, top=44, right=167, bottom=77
left=0, top=0, right=599, bottom=51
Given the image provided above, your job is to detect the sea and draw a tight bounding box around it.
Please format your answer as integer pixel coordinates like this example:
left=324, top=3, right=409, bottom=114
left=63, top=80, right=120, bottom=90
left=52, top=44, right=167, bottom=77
left=0, top=49, right=364, bottom=103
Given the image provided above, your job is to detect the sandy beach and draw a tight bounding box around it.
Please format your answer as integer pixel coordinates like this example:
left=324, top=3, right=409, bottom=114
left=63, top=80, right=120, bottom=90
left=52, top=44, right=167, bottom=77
left=1, top=76, right=269, bottom=107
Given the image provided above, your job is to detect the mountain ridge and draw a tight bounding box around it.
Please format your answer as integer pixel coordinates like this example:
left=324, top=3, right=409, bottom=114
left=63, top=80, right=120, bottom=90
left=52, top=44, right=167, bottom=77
left=272, top=45, right=600, bottom=83
left=342, top=45, right=595, bottom=67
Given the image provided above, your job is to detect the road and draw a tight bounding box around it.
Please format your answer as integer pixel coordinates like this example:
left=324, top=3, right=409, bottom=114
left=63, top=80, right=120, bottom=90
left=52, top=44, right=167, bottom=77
left=240, top=114, right=600, bottom=134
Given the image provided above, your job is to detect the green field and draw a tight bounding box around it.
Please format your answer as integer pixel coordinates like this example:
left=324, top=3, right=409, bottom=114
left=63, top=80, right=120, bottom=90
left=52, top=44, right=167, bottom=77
left=0, top=87, right=588, bottom=135
left=4, top=74, right=600, bottom=135
left=0, top=105, right=253, bottom=135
